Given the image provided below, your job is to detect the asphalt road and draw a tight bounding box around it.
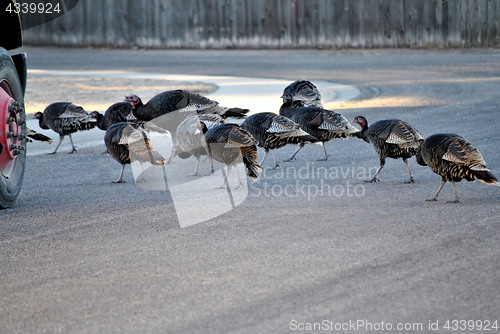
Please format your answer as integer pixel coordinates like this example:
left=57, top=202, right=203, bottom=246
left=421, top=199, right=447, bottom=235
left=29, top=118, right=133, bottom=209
left=2, top=47, right=500, bottom=334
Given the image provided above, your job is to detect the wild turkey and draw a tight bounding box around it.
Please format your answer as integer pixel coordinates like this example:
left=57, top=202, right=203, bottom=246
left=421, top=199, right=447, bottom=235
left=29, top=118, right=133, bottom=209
left=125, top=90, right=248, bottom=134
left=90, top=102, right=134, bottom=131
left=280, top=80, right=323, bottom=118
left=104, top=122, right=165, bottom=183
left=173, top=113, right=225, bottom=175
left=34, top=102, right=97, bottom=154
left=241, top=112, right=319, bottom=169
left=201, top=123, right=261, bottom=188
left=352, top=116, right=423, bottom=183
left=416, top=133, right=499, bottom=202
left=278, top=81, right=355, bottom=161
left=90, top=102, right=167, bottom=135
left=125, top=90, right=248, bottom=162
left=26, top=128, right=53, bottom=143
left=280, top=104, right=357, bottom=161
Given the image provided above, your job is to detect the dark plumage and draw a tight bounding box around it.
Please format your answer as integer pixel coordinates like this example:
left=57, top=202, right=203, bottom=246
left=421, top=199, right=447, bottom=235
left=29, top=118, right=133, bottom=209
left=416, top=133, right=499, bottom=202
left=202, top=123, right=261, bottom=188
left=26, top=128, right=53, bottom=144
left=280, top=80, right=323, bottom=118
left=104, top=122, right=165, bottom=183
left=90, top=102, right=167, bottom=135
left=173, top=114, right=225, bottom=175
left=278, top=81, right=355, bottom=161
left=34, top=102, right=96, bottom=154
left=125, top=90, right=248, bottom=163
left=241, top=112, right=319, bottom=169
left=353, top=116, right=423, bottom=183
left=90, top=102, right=134, bottom=131
left=125, top=90, right=248, bottom=135
left=280, top=104, right=357, bottom=161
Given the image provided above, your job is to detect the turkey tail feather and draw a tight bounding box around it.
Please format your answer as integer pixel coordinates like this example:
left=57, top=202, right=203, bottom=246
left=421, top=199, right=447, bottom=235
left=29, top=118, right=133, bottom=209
left=474, top=170, right=500, bottom=186
left=129, top=145, right=165, bottom=165
left=222, top=107, right=249, bottom=119
left=245, top=161, right=262, bottom=180
left=27, top=131, right=53, bottom=143
left=348, top=131, right=362, bottom=139
left=129, top=137, right=165, bottom=166
left=241, top=146, right=261, bottom=180
left=79, top=121, right=97, bottom=131
left=148, top=150, right=166, bottom=166
left=297, top=134, right=319, bottom=143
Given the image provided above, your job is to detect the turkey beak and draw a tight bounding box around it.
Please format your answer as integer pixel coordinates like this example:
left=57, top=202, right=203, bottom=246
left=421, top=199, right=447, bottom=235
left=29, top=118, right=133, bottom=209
left=281, top=93, right=292, bottom=103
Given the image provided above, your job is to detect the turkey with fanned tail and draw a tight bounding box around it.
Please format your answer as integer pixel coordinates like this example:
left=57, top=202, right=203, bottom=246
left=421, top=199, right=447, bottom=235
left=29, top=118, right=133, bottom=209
left=352, top=116, right=423, bottom=183
left=416, top=133, right=499, bottom=202
left=241, top=112, right=319, bottom=169
left=34, top=102, right=97, bottom=154
left=104, top=122, right=165, bottom=183
left=200, top=122, right=261, bottom=189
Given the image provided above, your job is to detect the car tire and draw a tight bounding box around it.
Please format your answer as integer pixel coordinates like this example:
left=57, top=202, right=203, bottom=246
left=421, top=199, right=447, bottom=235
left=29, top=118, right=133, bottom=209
left=0, top=48, right=26, bottom=209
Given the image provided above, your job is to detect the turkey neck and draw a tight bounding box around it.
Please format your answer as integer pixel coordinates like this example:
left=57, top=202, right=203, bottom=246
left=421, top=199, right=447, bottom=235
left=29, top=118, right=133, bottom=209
left=279, top=100, right=292, bottom=110
left=359, top=122, right=370, bottom=143
left=37, top=116, right=50, bottom=130
left=94, top=113, right=107, bottom=130
left=279, top=100, right=294, bottom=118
left=131, top=100, right=147, bottom=120
left=415, top=147, right=426, bottom=166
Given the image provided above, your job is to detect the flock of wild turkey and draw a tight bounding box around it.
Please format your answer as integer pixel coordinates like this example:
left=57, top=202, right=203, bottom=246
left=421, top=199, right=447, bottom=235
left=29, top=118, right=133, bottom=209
left=32, top=80, right=499, bottom=202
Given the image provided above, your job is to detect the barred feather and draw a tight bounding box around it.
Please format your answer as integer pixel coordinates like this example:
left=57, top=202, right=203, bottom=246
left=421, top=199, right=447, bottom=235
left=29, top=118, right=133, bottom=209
left=417, top=133, right=498, bottom=185
left=105, top=122, right=165, bottom=166
left=26, top=128, right=53, bottom=143
left=205, top=123, right=261, bottom=180
left=289, top=107, right=356, bottom=142
left=241, top=146, right=262, bottom=180
left=354, top=116, right=423, bottom=161
left=281, top=80, right=323, bottom=106
left=37, top=102, right=97, bottom=135
left=125, top=90, right=248, bottom=139
left=242, top=112, right=319, bottom=151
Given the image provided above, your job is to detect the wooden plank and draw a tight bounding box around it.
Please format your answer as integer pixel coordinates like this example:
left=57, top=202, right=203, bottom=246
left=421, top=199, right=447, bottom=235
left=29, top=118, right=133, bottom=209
left=20, top=0, right=500, bottom=49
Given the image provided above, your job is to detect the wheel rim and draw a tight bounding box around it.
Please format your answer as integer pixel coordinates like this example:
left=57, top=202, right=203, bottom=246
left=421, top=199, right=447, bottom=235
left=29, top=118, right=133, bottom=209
left=0, top=81, right=25, bottom=178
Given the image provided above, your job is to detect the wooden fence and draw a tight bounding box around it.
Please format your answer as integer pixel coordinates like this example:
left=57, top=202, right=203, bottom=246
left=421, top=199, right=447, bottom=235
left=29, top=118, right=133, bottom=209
left=22, top=0, right=500, bottom=48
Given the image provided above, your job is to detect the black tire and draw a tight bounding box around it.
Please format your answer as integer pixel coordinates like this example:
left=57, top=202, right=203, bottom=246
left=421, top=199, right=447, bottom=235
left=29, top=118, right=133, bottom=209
left=0, top=48, right=26, bottom=209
